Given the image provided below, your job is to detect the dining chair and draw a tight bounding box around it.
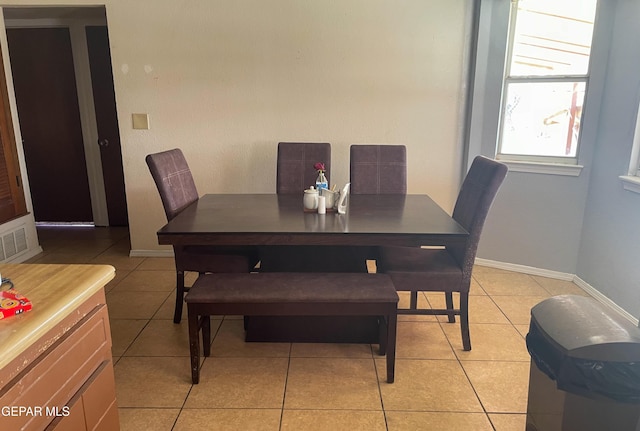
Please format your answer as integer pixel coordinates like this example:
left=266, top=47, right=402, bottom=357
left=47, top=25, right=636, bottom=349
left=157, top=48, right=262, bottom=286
left=350, top=145, right=407, bottom=194
left=263, top=142, right=366, bottom=272
left=146, top=148, right=259, bottom=323
left=276, top=142, right=331, bottom=194
left=377, top=156, right=508, bottom=351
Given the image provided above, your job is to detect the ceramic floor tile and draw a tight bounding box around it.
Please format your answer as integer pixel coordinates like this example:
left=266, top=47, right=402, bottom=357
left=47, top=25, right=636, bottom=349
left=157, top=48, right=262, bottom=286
left=395, top=321, right=456, bottom=359
left=474, top=268, right=550, bottom=297
left=462, top=360, right=530, bottom=413
left=174, top=409, right=281, bottom=431
left=106, top=290, right=171, bottom=319
left=184, top=357, right=288, bottom=408
left=385, top=411, right=493, bottom=431
left=104, top=269, right=131, bottom=293
left=153, top=293, right=187, bottom=320
left=31, top=252, right=96, bottom=264
left=290, top=342, right=374, bottom=358
left=469, top=278, right=487, bottom=295
left=531, top=275, right=589, bottom=296
left=91, top=253, right=145, bottom=271
left=285, top=358, right=381, bottom=410
left=281, top=410, right=387, bottom=431
left=427, top=293, right=511, bottom=324
left=441, top=323, right=529, bottom=361
left=124, top=318, right=220, bottom=356
left=377, top=359, right=483, bottom=412
left=109, top=270, right=176, bottom=292
left=31, top=226, right=598, bottom=429
left=118, top=408, right=180, bottom=431
left=109, top=319, right=148, bottom=356
left=114, top=357, right=192, bottom=407
left=210, top=319, right=291, bottom=357
left=515, top=324, right=530, bottom=338
left=491, top=296, right=549, bottom=325
left=137, top=257, right=176, bottom=271
left=397, top=291, right=438, bottom=322
left=489, top=413, right=528, bottom=431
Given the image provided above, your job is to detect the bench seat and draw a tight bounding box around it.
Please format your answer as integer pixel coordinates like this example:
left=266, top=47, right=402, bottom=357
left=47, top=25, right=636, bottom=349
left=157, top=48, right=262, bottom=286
left=186, top=272, right=399, bottom=384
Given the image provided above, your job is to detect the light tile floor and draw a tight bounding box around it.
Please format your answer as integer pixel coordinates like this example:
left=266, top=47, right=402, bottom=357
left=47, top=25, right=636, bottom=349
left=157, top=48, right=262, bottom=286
left=26, top=226, right=590, bottom=431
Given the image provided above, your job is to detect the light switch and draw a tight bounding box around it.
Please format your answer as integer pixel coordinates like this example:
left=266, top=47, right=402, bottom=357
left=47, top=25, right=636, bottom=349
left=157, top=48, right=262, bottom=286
left=132, top=113, right=150, bottom=129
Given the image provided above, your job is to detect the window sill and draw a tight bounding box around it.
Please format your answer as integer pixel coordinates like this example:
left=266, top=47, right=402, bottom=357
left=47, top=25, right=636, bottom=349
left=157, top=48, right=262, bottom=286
left=620, top=176, right=640, bottom=194
left=500, top=160, right=583, bottom=176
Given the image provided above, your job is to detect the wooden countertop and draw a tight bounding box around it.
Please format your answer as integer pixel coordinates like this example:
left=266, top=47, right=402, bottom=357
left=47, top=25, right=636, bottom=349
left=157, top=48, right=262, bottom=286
left=0, top=264, right=115, bottom=371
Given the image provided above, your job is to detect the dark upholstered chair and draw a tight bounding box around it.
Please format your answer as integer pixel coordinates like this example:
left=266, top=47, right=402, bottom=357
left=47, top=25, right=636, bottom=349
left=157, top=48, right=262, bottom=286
left=146, top=149, right=258, bottom=323
left=261, top=142, right=366, bottom=272
left=350, top=145, right=407, bottom=195
left=276, top=142, right=331, bottom=194
left=377, top=156, right=507, bottom=351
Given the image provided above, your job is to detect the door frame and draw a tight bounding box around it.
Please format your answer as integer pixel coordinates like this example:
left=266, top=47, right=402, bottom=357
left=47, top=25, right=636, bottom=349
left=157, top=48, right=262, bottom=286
left=3, top=12, right=111, bottom=225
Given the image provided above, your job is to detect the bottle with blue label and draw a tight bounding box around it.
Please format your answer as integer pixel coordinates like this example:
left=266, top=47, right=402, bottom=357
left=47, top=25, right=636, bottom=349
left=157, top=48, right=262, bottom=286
left=315, top=171, right=328, bottom=192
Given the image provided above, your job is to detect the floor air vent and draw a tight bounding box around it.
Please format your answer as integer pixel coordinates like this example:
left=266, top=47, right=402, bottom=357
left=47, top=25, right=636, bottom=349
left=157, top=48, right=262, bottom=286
left=0, top=227, right=28, bottom=262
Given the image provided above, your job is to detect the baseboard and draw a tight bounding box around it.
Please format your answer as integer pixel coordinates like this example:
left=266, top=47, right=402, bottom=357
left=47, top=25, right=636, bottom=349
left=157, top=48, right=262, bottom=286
left=129, top=249, right=174, bottom=258
left=474, top=258, right=575, bottom=281
left=476, top=258, right=638, bottom=326
left=572, top=276, right=639, bottom=326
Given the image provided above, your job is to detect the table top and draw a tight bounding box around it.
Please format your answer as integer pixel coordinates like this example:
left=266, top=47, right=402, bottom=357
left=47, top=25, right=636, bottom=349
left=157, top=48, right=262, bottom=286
left=158, top=194, right=468, bottom=247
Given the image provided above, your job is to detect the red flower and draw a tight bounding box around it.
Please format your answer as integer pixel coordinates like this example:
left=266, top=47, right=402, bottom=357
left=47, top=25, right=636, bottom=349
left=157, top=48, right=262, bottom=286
left=314, top=162, right=325, bottom=172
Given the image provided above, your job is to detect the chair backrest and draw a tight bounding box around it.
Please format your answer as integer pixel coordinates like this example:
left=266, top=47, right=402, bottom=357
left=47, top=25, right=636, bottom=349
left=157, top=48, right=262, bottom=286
left=276, top=142, right=331, bottom=194
left=350, top=145, right=407, bottom=194
left=146, top=148, right=199, bottom=221
left=450, top=156, right=508, bottom=278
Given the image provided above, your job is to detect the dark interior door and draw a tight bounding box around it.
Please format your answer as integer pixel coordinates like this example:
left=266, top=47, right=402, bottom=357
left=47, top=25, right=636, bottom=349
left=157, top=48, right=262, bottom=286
left=7, top=27, right=93, bottom=223
left=86, top=26, right=128, bottom=226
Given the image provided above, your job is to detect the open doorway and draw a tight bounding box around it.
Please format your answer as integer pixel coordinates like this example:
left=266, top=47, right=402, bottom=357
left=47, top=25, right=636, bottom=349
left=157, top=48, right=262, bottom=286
left=3, top=6, right=128, bottom=226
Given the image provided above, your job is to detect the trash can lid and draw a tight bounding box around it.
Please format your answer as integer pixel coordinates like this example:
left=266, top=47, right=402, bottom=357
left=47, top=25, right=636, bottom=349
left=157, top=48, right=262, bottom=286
left=530, top=295, right=640, bottom=361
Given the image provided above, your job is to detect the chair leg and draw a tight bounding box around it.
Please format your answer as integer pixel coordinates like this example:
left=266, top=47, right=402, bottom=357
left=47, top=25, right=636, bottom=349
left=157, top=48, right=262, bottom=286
left=445, top=292, right=455, bottom=323
left=460, top=292, right=471, bottom=351
left=174, top=271, right=186, bottom=324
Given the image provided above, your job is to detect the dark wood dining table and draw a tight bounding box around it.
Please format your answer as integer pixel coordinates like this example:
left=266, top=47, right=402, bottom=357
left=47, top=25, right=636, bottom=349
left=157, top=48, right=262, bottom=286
left=157, top=193, right=468, bottom=342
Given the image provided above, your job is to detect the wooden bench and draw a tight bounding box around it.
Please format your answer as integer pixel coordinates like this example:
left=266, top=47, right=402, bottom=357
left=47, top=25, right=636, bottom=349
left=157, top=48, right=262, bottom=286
left=186, top=272, right=399, bottom=384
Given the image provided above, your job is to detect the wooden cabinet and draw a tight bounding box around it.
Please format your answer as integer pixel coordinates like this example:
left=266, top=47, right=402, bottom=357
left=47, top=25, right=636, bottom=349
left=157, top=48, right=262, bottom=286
left=0, top=264, right=118, bottom=431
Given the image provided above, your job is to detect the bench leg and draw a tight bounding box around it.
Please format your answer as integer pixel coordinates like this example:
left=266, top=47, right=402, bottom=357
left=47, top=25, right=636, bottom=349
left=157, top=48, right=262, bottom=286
left=386, top=312, right=397, bottom=384
left=188, top=309, right=201, bottom=384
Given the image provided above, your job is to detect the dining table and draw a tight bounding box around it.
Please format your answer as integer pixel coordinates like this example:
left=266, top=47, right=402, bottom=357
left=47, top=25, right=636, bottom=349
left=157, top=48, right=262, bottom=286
left=157, top=193, right=468, bottom=342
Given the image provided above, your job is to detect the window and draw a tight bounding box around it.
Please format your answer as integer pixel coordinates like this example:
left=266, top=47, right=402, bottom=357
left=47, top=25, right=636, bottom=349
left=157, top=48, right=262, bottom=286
left=497, top=0, right=598, bottom=164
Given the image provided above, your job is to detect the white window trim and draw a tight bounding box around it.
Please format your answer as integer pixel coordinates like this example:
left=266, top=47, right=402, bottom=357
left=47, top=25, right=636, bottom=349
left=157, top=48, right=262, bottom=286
left=501, top=160, right=583, bottom=176
left=620, top=95, right=640, bottom=194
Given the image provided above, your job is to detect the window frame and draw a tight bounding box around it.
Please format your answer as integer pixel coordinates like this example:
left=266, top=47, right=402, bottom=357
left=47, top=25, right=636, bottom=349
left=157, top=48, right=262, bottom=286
left=495, top=0, right=597, bottom=166
left=620, top=96, right=640, bottom=194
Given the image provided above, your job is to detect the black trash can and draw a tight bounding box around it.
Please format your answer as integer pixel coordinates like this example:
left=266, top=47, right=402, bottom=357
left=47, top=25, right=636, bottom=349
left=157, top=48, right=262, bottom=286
left=526, top=294, right=640, bottom=431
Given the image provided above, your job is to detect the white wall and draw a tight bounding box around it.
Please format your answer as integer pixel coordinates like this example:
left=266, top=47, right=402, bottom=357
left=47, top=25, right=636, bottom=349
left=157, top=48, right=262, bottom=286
left=109, top=0, right=469, bottom=252
left=0, top=0, right=470, bottom=254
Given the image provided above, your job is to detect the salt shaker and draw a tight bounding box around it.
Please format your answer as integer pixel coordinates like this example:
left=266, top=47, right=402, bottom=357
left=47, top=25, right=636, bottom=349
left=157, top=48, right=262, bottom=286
left=317, top=196, right=326, bottom=214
